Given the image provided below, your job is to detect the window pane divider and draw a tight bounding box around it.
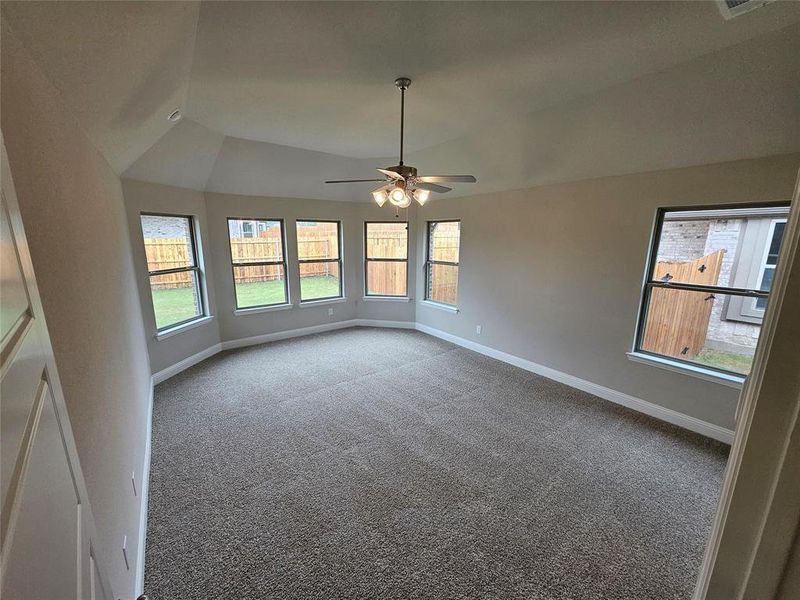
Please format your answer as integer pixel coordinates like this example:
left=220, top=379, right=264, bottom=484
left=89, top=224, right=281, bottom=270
left=647, top=281, right=768, bottom=298
left=231, top=260, right=286, bottom=267
left=148, top=265, right=199, bottom=277
left=297, top=258, right=340, bottom=264
left=365, top=257, right=407, bottom=262
left=426, top=259, right=459, bottom=267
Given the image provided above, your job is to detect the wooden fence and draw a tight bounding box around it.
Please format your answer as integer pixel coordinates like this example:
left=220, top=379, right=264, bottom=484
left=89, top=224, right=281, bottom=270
left=641, top=250, right=724, bottom=358
left=145, top=226, right=460, bottom=300
left=145, top=232, right=340, bottom=288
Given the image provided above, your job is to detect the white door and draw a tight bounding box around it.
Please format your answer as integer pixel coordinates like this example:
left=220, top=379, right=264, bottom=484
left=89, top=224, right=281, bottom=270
left=0, top=132, right=113, bottom=599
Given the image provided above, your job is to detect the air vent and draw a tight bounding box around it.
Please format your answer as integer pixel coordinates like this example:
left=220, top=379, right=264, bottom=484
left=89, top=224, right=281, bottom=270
left=717, top=0, right=776, bottom=20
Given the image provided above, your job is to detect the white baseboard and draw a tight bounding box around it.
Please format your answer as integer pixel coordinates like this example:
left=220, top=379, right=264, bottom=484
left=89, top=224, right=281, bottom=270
left=352, top=319, right=417, bottom=330
left=135, top=380, right=154, bottom=596
left=415, top=323, right=735, bottom=444
left=152, top=343, right=222, bottom=385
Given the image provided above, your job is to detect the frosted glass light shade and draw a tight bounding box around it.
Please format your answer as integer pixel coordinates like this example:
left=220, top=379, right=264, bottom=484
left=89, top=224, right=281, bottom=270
left=413, top=188, right=430, bottom=205
left=372, top=190, right=388, bottom=206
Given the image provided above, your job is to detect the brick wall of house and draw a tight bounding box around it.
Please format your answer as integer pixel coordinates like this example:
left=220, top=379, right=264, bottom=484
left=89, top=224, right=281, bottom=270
left=140, top=215, right=189, bottom=239
left=658, top=220, right=710, bottom=261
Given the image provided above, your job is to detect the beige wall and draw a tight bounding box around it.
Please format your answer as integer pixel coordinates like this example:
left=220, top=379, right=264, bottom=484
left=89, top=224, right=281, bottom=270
left=1, top=23, right=152, bottom=598
left=415, top=154, right=800, bottom=429
left=122, top=180, right=222, bottom=374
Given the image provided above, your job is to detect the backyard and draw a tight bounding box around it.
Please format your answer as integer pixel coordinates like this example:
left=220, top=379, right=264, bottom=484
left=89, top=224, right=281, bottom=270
left=151, top=275, right=339, bottom=329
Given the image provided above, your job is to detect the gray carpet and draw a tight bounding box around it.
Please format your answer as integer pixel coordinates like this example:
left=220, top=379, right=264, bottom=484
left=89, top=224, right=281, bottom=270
left=145, top=328, right=728, bottom=600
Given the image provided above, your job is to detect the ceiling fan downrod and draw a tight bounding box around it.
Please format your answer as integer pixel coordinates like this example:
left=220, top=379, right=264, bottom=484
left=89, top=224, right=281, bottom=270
left=395, top=77, right=411, bottom=166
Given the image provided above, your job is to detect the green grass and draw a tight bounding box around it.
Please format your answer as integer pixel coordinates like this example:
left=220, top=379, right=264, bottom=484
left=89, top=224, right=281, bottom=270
left=152, top=276, right=340, bottom=329
left=694, top=348, right=753, bottom=375
left=151, top=286, right=201, bottom=330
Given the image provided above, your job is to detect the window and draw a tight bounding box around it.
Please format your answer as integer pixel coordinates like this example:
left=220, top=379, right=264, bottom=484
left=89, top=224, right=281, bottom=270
left=140, top=214, right=204, bottom=331
left=425, top=220, right=461, bottom=307
left=364, top=222, right=408, bottom=297
left=634, top=204, right=789, bottom=377
left=227, top=218, right=288, bottom=309
left=296, top=220, right=342, bottom=302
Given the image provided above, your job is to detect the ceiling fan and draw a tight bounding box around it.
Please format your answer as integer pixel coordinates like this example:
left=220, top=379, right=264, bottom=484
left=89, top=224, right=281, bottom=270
left=325, top=77, right=477, bottom=208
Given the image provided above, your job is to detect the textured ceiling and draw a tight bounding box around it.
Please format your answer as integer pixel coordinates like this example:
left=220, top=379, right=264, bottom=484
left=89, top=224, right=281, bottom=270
left=2, top=1, right=800, bottom=201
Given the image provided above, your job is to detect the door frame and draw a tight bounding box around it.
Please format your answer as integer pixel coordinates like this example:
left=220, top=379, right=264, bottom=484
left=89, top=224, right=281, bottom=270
left=1, top=130, right=115, bottom=598
left=693, top=168, right=800, bottom=599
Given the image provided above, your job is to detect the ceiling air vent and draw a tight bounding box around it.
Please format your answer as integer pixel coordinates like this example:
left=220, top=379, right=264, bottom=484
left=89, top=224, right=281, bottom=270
left=717, top=0, right=776, bottom=20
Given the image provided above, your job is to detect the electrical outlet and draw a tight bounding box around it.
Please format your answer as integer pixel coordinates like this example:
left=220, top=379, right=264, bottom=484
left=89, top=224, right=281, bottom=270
left=328, top=307, right=334, bottom=316
left=131, top=472, right=137, bottom=497
left=476, top=325, right=482, bottom=335
left=122, top=535, right=130, bottom=571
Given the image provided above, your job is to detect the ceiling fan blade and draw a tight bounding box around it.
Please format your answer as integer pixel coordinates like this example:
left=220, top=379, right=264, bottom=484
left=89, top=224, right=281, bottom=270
left=371, top=183, right=391, bottom=194
left=377, top=168, right=404, bottom=181
left=417, top=175, right=477, bottom=183
left=325, top=178, right=386, bottom=184
left=415, top=182, right=452, bottom=193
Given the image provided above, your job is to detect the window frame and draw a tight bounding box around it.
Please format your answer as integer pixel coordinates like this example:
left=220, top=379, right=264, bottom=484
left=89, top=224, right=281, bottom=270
left=424, top=219, right=461, bottom=308
left=295, top=219, right=344, bottom=303
left=141, top=212, right=206, bottom=333
left=633, top=202, right=789, bottom=379
left=364, top=221, right=409, bottom=298
left=226, top=216, right=289, bottom=310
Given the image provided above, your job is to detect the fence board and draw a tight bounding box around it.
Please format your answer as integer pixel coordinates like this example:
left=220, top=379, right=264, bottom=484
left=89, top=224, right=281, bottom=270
left=642, top=250, right=724, bottom=358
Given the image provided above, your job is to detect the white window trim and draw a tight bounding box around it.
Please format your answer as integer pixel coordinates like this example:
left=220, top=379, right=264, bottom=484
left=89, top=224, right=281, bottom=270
left=420, top=299, right=459, bottom=314
left=156, top=315, right=214, bottom=341
left=234, top=303, right=292, bottom=316
left=626, top=352, right=744, bottom=389
left=362, top=296, right=411, bottom=302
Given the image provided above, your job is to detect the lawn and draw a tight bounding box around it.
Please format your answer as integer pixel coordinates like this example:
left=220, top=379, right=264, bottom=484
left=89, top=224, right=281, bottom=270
left=152, top=276, right=340, bottom=329
left=694, top=348, right=753, bottom=375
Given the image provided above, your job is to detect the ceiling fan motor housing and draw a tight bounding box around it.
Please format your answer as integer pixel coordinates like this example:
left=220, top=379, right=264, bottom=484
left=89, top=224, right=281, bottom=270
left=385, top=164, right=417, bottom=179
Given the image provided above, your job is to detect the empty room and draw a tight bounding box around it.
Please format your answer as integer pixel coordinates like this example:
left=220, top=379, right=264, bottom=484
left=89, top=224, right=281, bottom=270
left=2, top=1, right=800, bottom=599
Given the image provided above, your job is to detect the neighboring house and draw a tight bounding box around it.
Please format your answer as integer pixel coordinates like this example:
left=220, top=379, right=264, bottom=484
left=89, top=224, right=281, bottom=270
left=659, top=206, right=788, bottom=356
left=228, top=219, right=274, bottom=238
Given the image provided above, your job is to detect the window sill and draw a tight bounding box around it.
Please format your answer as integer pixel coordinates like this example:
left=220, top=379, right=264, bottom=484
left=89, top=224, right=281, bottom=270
left=419, top=300, right=459, bottom=314
left=234, top=303, right=292, bottom=316
left=626, top=352, right=744, bottom=389
left=298, top=297, right=347, bottom=308
left=362, top=296, right=411, bottom=303
left=155, top=315, right=214, bottom=341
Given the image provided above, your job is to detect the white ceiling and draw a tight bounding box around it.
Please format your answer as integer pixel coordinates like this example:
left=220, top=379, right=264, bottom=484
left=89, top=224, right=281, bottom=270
left=2, top=1, right=800, bottom=201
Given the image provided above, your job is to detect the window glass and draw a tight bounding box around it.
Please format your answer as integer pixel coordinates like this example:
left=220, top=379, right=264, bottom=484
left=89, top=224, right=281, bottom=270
left=425, top=221, right=460, bottom=307
left=228, top=218, right=288, bottom=308
left=365, top=222, right=408, bottom=297
left=140, top=214, right=204, bottom=330
left=296, top=220, right=342, bottom=301
left=428, top=221, right=460, bottom=263
left=141, top=214, right=195, bottom=271
left=635, top=205, right=788, bottom=377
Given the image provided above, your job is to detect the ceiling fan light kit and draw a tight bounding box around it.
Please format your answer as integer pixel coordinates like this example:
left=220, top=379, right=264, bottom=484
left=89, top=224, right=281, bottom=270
left=325, top=77, right=477, bottom=208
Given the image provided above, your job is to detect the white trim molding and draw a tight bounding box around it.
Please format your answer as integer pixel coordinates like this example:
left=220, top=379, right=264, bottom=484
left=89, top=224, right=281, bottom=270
left=416, top=323, right=735, bottom=444
left=135, top=381, right=155, bottom=596
left=419, top=300, right=459, bottom=314
left=626, top=352, right=744, bottom=389
left=155, top=315, right=214, bottom=341
left=152, top=343, right=222, bottom=385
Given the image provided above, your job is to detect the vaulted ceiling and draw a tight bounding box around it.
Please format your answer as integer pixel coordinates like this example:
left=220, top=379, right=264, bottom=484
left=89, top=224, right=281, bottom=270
left=3, top=1, right=800, bottom=201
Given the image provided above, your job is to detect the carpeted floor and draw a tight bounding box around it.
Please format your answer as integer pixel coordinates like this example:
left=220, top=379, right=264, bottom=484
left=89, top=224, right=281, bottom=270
left=145, top=328, right=728, bottom=600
